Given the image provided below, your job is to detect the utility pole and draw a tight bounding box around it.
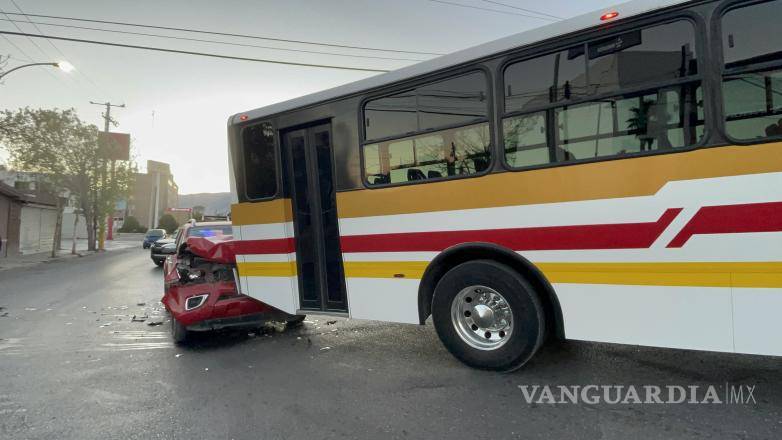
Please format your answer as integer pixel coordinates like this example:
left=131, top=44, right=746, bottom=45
left=89, top=101, right=125, bottom=251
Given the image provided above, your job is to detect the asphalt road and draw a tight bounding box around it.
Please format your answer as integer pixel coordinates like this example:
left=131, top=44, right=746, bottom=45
left=0, top=247, right=780, bottom=440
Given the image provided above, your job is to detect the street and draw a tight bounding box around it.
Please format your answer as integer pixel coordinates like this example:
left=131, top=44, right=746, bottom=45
left=0, top=246, right=780, bottom=440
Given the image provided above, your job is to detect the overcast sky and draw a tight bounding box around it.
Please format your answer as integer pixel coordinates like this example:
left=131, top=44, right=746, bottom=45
left=0, top=0, right=618, bottom=195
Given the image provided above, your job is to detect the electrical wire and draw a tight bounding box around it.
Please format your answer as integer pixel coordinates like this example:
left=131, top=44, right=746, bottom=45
left=0, top=30, right=391, bottom=73
left=477, top=0, right=563, bottom=20
left=0, top=12, right=445, bottom=56
left=7, top=0, right=112, bottom=99
left=426, top=0, right=558, bottom=20
left=0, top=18, right=431, bottom=62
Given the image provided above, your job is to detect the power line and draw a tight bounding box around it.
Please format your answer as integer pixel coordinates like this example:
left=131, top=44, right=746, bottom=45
left=7, top=0, right=112, bottom=100
left=0, top=7, right=48, bottom=59
left=426, top=0, right=558, bottom=20
left=0, top=6, right=73, bottom=88
left=477, top=0, right=563, bottom=19
left=0, top=30, right=391, bottom=73
left=0, top=12, right=445, bottom=56
left=0, top=18, right=430, bottom=62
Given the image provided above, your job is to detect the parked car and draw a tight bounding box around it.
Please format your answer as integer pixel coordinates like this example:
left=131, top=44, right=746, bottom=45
left=161, top=220, right=304, bottom=343
left=142, top=229, right=167, bottom=249
left=150, top=238, right=176, bottom=266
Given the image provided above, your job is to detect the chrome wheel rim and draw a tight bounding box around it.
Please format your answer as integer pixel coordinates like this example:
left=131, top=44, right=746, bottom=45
left=450, top=285, right=513, bottom=350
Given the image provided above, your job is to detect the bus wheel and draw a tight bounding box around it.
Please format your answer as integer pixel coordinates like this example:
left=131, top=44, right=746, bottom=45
left=432, top=260, right=545, bottom=372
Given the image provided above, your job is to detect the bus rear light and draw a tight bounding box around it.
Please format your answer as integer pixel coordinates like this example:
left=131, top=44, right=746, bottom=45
left=239, top=114, right=249, bottom=121
left=600, top=11, right=619, bottom=21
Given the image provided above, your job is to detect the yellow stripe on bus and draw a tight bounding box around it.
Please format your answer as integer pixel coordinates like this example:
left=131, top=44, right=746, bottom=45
left=237, top=260, right=782, bottom=288
left=236, top=261, right=297, bottom=277
left=230, top=143, right=782, bottom=225
left=343, top=261, right=429, bottom=279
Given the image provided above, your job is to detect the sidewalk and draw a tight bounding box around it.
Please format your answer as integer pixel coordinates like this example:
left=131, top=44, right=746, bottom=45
left=0, top=234, right=143, bottom=272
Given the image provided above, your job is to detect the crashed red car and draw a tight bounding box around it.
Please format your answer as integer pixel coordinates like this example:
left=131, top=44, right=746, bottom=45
left=162, top=221, right=303, bottom=342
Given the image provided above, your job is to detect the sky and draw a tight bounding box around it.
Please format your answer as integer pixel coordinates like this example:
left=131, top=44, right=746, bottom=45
left=0, top=0, right=618, bottom=195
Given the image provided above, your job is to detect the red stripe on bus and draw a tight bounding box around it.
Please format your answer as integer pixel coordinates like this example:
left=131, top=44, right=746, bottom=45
left=231, top=237, right=295, bottom=255
left=340, top=208, right=682, bottom=253
left=667, top=201, right=782, bottom=248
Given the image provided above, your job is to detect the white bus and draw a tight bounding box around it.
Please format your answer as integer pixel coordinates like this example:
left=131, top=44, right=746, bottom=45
left=226, top=0, right=782, bottom=370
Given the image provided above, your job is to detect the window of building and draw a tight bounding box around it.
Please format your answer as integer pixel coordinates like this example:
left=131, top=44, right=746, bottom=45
left=503, top=19, right=703, bottom=168
left=364, top=71, right=488, bottom=141
left=241, top=122, right=277, bottom=199
left=363, top=123, right=490, bottom=185
left=721, top=0, right=782, bottom=141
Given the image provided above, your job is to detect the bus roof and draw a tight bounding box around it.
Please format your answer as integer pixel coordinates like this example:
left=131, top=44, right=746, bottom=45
left=230, top=0, right=691, bottom=124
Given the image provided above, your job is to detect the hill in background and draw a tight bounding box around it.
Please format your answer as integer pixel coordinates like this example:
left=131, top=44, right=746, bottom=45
left=178, top=192, right=232, bottom=215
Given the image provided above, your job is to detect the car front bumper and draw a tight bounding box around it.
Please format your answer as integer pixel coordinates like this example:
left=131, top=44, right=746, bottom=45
left=161, top=279, right=272, bottom=329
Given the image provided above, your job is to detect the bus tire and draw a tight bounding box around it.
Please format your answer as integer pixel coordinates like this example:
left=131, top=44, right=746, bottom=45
left=432, top=259, right=545, bottom=372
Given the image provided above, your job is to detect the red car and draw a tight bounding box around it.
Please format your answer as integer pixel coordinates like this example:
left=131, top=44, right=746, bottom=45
left=162, top=221, right=303, bottom=342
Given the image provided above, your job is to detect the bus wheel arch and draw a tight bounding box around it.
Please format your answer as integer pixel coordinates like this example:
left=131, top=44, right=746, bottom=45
left=417, top=242, right=564, bottom=342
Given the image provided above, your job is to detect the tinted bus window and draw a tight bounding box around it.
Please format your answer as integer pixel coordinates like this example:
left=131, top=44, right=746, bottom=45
left=364, top=91, right=417, bottom=141
left=505, top=47, right=586, bottom=113
left=722, top=0, right=782, bottom=68
left=503, top=112, right=549, bottom=167
left=364, top=71, right=489, bottom=141
left=722, top=0, right=782, bottom=140
left=556, top=85, right=703, bottom=161
left=587, top=20, right=698, bottom=96
left=241, top=122, right=277, bottom=199
left=418, top=71, right=488, bottom=130
left=503, top=20, right=702, bottom=169
left=364, top=123, right=490, bottom=185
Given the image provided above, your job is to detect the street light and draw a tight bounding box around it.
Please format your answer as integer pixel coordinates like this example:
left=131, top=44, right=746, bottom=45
left=0, top=60, right=74, bottom=80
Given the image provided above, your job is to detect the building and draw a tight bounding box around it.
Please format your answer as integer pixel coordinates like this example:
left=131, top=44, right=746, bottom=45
left=0, top=181, right=60, bottom=257
left=127, top=160, right=179, bottom=229
left=0, top=182, right=23, bottom=257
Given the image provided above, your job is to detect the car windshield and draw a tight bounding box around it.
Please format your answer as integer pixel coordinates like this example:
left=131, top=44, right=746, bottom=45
left=187, top=225, right=232, bottom=238
left=146, top=229, right=165, bottom=237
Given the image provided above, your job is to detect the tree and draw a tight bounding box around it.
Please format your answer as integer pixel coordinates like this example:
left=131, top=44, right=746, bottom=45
left=119, top=215, right=142, bottom=233
left=0, top=107, right=135, bottom=253
left=158, top=214, right=179, bottom=234
left=192, top=205, right=205, bottom=222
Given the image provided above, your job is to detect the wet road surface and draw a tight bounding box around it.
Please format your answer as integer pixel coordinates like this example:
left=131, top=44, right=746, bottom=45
left=0, top=247, right=780, bottom=439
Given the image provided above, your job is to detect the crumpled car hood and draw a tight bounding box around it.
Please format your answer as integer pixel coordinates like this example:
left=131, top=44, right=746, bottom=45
left=185, top=235, right=238, bottom=264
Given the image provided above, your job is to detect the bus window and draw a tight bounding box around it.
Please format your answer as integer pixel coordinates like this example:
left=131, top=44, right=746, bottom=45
left=417, top=71, right=488, bottom=130
left=504, top=47, right=586, bottom=113
left=241, top=122, right=277, bottom=199
left=586, top=20, right=698, bottom=96
left=363, top=71, right=489, bottom=142
left=556, top=85, right=703, bottom=160
left=721, top=0, right=782, bottom=141
left=503, top=112, right=549, bottom=167
left=502, top=19, right=703, bottom=168
left=364, top=91, right=417, bottom=141
left=363, top=122, right=490, bottom=185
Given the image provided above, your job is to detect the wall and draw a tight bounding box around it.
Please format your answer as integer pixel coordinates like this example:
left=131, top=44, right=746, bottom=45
left=19, top=205, right=58, bottom=254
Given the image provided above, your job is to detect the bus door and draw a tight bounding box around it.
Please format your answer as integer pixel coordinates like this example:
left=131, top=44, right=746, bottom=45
left=281, top=122, right=348, bottom=313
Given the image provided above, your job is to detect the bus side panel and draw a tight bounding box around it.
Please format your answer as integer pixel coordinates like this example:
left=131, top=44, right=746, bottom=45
left=335, top=143, right=782, bottom=355
left=345, top=278, right=421, bottom=324
left=733, top=287, right=782, bottom=356
left=232, top=200, right=299, bottom=315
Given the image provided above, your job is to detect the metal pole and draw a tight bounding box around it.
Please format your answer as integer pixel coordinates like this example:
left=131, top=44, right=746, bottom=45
left=0, top=62, right=57, bottom=80
left=89, top=101, right=125, bottom=250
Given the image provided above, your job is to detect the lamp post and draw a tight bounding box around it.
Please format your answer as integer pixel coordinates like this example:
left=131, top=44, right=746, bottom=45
left=0, top=61, right=74, bottom=80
